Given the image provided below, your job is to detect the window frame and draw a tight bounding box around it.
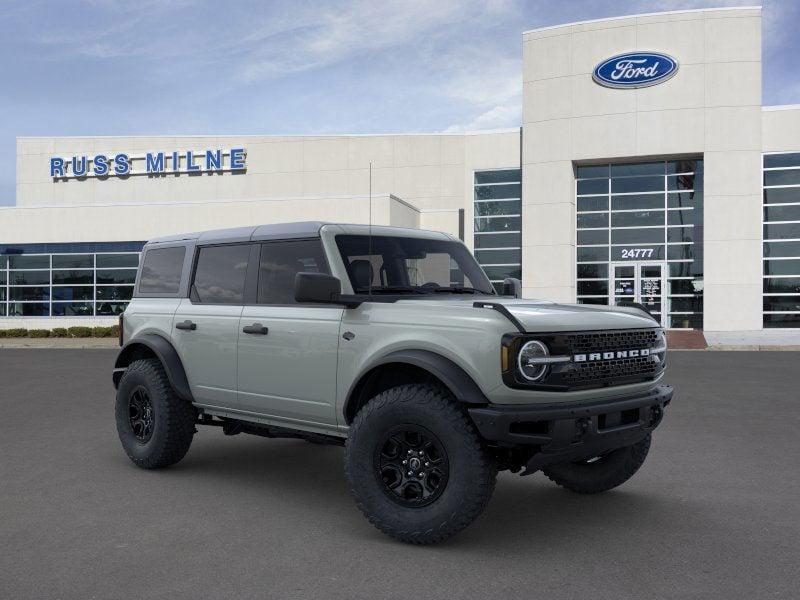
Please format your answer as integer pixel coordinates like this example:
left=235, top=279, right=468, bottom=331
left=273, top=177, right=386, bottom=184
left=251, top=237, right=333, bottom=307
left=188, top=242, right=256, bottom=306
left=1, top=249, right=141, bottom=317
left=135, top=245, right=188, bottom=298
left=763, top=151, right=800, bottom=328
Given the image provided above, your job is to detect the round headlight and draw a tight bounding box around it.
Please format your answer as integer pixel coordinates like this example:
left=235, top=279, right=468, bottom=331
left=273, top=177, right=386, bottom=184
left=654, top=329, right=668, bottom=365
left=517, top=340, right=550, bottom=382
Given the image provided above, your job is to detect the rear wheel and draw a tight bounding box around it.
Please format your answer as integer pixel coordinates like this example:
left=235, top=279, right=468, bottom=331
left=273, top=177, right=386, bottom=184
left=542, top=434, right=651, bottom=494
left=115, top=358, right=196, bottom=469
left=345, top=384, right=496, bottom=544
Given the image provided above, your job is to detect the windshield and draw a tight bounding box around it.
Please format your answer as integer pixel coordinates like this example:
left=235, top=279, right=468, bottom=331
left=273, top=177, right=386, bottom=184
left=335, top=234, right=495, bottom=295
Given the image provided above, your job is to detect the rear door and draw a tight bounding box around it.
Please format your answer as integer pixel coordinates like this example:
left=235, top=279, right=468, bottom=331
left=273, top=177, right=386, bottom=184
left=172, top=243, right=254, bottom=410
left=237, top=239, right=343, bottom=426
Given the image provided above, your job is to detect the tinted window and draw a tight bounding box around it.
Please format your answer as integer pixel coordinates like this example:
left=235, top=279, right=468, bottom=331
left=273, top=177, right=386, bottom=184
left=9, top=255, right=49, bottom=269
left=258, top=240, right=329, bottom=304
left=52, top=254, right=93, bottom=268
left=192, top=244, right=250, bottom=304
left=96, top=253, right=139, bottom=268
left=335, top=235, right=494, bottom=294
left=139, top=247, right=186, bottom=294
left=97, top=269, right=137, bottom=284
left=474, top=170, right=520, bottom=184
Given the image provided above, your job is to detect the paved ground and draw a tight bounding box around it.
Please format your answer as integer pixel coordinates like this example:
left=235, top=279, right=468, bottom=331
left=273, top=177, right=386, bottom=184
left=1, top=350, right=798, bottom=599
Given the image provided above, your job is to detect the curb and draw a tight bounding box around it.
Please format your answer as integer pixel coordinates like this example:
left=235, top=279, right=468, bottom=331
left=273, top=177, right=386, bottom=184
left=0, top=339, right=119, bottom=349
left=674, top=345, right=800, bottom=351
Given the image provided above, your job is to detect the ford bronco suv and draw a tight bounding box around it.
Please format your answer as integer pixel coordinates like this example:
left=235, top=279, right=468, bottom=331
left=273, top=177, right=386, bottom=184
left=113, top=222, right=672, bottom=544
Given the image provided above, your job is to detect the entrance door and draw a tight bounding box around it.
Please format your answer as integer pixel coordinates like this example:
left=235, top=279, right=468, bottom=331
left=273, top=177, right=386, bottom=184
left=610, top=262, right=666, bottom=327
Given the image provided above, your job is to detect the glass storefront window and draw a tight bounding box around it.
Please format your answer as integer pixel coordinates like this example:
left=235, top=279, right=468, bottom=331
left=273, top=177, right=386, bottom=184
left=9, top=255, right=49, bottom=269
left=52, top=302, right=94, bottom=316
left=763, top=152, right=800, bottom=328
left=0, top=248, right=141, bottom=319
left=52, top=270, right=93, bottom=284
left=9, top=303, right=49, bottom=316
left=10, top=271, right=50, bottom=285
left=96, top=269, right=137, bottom=284
left=52, top=286, right=94, bottom=301
left=576, top=159, right=704, bottom=329
left=52, top=254, right=93, bottom=269
left=474, top=169, right=522, bottom=293
left=96, top=254, right=140, bottom=268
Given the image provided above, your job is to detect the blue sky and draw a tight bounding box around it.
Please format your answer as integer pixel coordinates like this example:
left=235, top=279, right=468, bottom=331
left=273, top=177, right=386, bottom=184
left=1, top=0, right=798, bottom=206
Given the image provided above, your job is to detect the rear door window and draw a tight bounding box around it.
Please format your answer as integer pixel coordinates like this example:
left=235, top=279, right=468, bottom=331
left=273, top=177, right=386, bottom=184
left=192, top=244, right=250, bottom=304
left=257, top=240, right=329, bottom=304
left=138, top=246, right=186, bottom=294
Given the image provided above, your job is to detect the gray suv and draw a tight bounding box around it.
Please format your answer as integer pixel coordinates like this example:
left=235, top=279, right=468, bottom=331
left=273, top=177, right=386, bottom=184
left=113, top=222, right=672, bottom=544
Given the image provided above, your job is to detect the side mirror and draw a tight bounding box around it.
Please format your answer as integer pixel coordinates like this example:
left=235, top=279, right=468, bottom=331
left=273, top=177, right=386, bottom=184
left=502, top=277, right=522, bottom=298
left=295, top=272, right=342, bottom=304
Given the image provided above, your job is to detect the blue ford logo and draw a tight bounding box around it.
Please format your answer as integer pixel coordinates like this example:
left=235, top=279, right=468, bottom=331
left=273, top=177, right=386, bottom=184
left=593, top=52, right=678, bottom=89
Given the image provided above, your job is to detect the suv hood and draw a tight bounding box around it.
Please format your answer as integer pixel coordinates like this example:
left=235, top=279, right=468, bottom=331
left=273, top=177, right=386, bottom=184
left=398, top=296, right=659, bottom=333
left=491, top=299, right=659, bottom=333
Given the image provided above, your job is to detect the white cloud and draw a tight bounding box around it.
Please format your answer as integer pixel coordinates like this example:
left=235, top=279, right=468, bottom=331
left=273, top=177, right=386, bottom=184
left=235, top=0, right=477, bottom=82
left=442, top=103, right=521, bottom=132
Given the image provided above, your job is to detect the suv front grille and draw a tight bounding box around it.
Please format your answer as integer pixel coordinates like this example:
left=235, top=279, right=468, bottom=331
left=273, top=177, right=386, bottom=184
left=559, top=329, right=662, bottom=389
left=505, top=328, right=665, bottom=391
left=566, top=330, right=660, bottom=354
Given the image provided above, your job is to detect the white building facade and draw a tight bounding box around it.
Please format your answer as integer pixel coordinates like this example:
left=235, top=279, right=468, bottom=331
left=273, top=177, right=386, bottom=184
left=2, top=6, right=799, bottom=337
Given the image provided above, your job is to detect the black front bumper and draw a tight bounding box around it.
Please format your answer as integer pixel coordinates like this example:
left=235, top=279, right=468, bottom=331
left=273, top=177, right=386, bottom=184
left=468, top=385, right=673, bottom=474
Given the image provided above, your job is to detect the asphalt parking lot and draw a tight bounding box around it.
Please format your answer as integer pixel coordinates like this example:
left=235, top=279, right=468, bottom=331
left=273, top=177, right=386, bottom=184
left=1, top=350, right=799, bottom=599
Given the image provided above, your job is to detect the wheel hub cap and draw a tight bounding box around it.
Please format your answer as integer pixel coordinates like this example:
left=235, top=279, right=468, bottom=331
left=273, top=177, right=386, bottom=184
left=375, top=425, right=449, bottom=508
left=128, top=386, right=154, bottom=443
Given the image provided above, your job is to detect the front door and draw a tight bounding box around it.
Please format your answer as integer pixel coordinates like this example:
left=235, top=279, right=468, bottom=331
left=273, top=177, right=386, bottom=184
left=610, top=262, right=666, bottom=327
left=237, top=239, right=343, bottom=427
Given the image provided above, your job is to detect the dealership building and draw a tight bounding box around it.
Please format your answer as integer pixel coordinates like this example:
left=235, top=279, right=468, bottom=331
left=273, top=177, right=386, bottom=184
left=2, top=6, right=799, bottom=340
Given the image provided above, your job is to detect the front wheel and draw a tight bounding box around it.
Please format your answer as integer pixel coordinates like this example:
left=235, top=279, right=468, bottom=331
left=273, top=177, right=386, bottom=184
left=345, top=384, right=497, bottom=544
left=542, top=434, right=652, bottom=494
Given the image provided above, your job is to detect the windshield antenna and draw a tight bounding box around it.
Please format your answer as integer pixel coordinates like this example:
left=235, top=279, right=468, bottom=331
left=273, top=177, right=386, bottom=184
left=368, top=161, right=373, bottom=298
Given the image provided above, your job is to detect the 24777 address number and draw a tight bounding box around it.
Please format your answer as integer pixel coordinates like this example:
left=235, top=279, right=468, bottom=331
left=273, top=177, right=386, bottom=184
left=620, top=247, right=655, bottom=259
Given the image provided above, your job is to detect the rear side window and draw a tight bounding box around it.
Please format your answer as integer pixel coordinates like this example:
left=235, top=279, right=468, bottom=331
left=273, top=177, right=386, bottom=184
left=258, top=240, right=329, bottom=304
left=138, top=247, right=186, bottom=294
left=192, top=244, right=250, bottom=304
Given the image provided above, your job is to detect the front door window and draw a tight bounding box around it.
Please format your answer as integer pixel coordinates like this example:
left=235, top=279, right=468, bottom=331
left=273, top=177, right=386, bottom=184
left=611, top=262, right=666, bottom=326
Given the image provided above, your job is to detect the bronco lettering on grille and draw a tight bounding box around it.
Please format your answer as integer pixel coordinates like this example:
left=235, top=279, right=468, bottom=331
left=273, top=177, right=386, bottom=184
left=573, top=348, right=651, bottom=362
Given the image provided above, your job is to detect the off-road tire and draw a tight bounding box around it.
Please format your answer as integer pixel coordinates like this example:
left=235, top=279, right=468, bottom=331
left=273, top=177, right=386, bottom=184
left=542, top=434, right=652, bottom=494
left=115, top=358, right=196, bottom=469
left=345, top=384, right=497, bottom=544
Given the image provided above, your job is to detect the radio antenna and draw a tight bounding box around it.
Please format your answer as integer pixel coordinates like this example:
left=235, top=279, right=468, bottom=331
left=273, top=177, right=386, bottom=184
left=368, top=161, right=373, bottom=298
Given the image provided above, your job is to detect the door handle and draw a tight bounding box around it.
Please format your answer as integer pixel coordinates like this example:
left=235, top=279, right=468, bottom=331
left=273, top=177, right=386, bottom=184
left=242, top=323, right=269, bottom=335
left=175, top=320, right=197, bottom=331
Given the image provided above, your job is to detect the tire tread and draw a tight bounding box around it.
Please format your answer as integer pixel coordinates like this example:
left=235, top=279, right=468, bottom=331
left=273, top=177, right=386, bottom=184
left=116, top=358, right=196, bottom=469
left=345, top=384, right=496, bottom=544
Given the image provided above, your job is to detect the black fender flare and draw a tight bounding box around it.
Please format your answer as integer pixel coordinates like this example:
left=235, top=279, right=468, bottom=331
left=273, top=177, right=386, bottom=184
left=345, top=349, right=489, bottom=420
left=113, top=333, right=193, bottom=402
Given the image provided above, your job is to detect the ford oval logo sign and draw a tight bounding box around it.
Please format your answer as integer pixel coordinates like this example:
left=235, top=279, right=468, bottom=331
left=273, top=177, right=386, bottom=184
left=593, top=52, right=678, bottom=89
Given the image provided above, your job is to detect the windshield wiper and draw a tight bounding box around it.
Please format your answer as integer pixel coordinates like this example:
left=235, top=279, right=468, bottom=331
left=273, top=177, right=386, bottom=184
left=431, top=286, right=487, bottom=294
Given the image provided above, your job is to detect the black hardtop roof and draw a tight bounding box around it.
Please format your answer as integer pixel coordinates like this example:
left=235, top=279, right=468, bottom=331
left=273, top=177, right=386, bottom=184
left=145, top=221, right=331, bottom=246
left=144, top=222, right=451, bottom=247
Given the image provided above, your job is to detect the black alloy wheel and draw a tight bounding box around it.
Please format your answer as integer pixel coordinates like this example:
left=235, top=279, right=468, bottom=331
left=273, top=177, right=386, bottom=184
left=128, top=386, right=155, bottom=443
left=375, top=425, right=449, bottom=507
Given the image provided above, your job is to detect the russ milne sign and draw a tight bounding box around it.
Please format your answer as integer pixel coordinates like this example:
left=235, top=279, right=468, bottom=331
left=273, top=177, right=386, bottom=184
left=50, top=148, right=246, bottom=179
left=593, top=52, right=678, bottom=89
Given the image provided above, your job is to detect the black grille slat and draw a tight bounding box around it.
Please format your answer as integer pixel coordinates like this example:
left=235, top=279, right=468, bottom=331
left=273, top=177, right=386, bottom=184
left=562, top=356, right=657, bottom=386
left=566, top=330, right=659, bottom=354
